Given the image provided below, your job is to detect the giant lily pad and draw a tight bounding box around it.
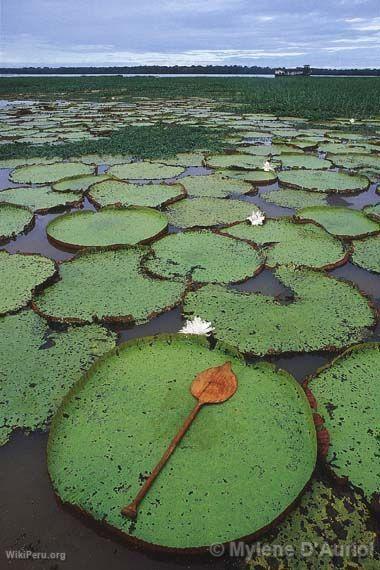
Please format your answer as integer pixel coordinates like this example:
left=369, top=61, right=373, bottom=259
left=329, top=153, right=380, bottom=170
left=0, top=310, right=116, bottom=446
left=144, top=230, right=264, bottom=284
left=351, top=235, right=380, bottom=273
left=180, top=174, right=253, bottom=198
left=261, top=188, right=327, bottom=209
left=10, top=162, right=94, bottom=184
left=166, top=197, right=255, bottom=228
left=87, top=180, right=185, bottom=208
left=47, top=334, right=316, bottom=550
left=297, top=206, right=380, bottom=238
left=0, top=251, right=56, bottom=315
left=33, top=248, right=186, bottom=324
left=307, top=344, right=380, bottom=503
left=280, top=154, right=332, bottom=170
left=52, top=173, right=111, bottom=193
left=205, top=153, right=275, bottom=170
left=278, top=170, right=370, bottom=193
left=364, top=203, right=380, bottom=221
left=108, top=162, right=184, bottom=180
left=225, top=218, right=347, bottom=269
left=183, top=267, right=375, bottom=356
left=218, top=169, right=277, bottom=185
left=0, top=186, right=81, bottom=213
left=46, top=207, right=168, bottom=250
left=0, top=203, right=34, bottom=243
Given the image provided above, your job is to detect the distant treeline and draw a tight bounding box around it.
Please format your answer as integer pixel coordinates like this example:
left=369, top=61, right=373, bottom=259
left=1, top=65, right=379, bottom=76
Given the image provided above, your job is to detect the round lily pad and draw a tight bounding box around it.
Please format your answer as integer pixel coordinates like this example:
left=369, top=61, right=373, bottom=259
left=33, top=248, right=186, bottom=324
left=205, top=154, right=274, bottom=170
left=145, top=231, right=264, bottom=284
left=52, top=173, right=111, bottom=193
left=166, top=197, right=255, bottom=228
left=351, top=235, right=380, bottom=273
left=225, top=218, right=347, bottom=269
left=363, top=203, right=380, bottom=221
left=280, top=154, right=332, bottom=170
left=47, top=334, right=316, bottom=550
left=183, top=267, right=375, bottom=356
left=0, top=203, right=34, bottom=243
left=108, top=162, right=184, bottom=180
left=0, top=310, right=116, bottom=446
left=46, top=207, right=168, bottom=250
left=261, top=188, right=327, bottom=209
left=329, top=153, right=380, bottom=171
left=218, top=169, right=277, bottom=185
left=87, top=180, right=186, bottom=208
left=161, top=152, right=205, bottom=167
left=278, top=170, right=370, bottom=194
left=0, top=186, right=81, bottom=213
left=180, top=174, right=253, bottom=198
left=0, top=251, right=56, bottom=315
left=307, top=344, right=380, bottom=503
left=297, top=206, right=380, bottom=239
left=10, top=162, right=94, bottom=184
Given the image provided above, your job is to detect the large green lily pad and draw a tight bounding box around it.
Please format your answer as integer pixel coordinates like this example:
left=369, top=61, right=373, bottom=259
left=297, top=206, right=380, bottom=238
left=218, top=169, right=277, bottom=185
left=225, top=218, right=347, bottom=269
left=307, top=344, right=380, bottom=502
left=0, top=186, right=81, bottom=213
left=183, top=267, right=375, bottom=356
left=246, top=479, right=378, bottom=570
left=33, top=248, right=186, bottom=324
left=205, top=153, right=274, bottom=170
left=160, top=152, right=205, bottom=167
left=47, top=334, right=316, bottom=550
left=52, top=173, right=111, bottom=193
left=180, top=174, right=253, bottom=198
left=87, top=180, right=185, bottom=208
left=0, top=310, right=116, bottom=446
left=364, top=203, right=380, bottom=221
left=329, top=153, right=380, bottom=170
left=351, top=235, right=380, bottom=273
left=280, top=154, right=332, bottom=170
left=261, top=188, right=328, bottom=209
left=166, top=197, right=255, bottom=228
left=278, top=170, right=370, bottom=193
left=10, top=162, right=94, bottom=184
left=108, top=162, right=184, bottom=180
left=144, top=230, right=264, bottom=284
left=46, top=207, right=168, bottom=249
left=0, top=251, right=56, bottom=315
left=0, top=203, right=34, bottom=243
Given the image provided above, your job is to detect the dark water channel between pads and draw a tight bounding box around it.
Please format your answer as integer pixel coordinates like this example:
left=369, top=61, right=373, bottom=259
left=0, top=164, right=379, bottom=570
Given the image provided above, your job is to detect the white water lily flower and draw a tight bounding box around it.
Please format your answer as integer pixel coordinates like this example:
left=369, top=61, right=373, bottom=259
left=247, top=210, right=265, bottom=226
left=179, top=316, right=215, bottom=336
left=349, top=118, right=355, bottom=124
left=263, top=160, right=275, bottom=172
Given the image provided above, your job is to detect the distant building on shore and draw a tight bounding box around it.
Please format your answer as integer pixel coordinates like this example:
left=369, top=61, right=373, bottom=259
left=275, top=65, right=311, bottom=77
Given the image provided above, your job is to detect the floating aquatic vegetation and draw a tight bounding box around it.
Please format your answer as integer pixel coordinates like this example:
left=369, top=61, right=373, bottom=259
left=159, top=152, right=205, bottom=167
left=246, top=210, right=265, bottom=226
left=183, top=267, right=375, bottom=356
left=261, top=188, right=328, bottom=209
left=180, top=173, right=253, bottom=198
left=166, top=197, right=255, bottom=228
left=205, top=153, right=275, bottom=170
left=144, top=230, right=264, bottom=284
left=329, top=153, right=380, bottom=171
left=33, top=248, right=186, bottom=324
left=0, top=185, right=81, bottom=213
left=52, top=173, right=111, bottom=193
left=363, top=203, right=380, bottom=221
left=280, top=154, right=332, bottom=170
left=218, top=168, right=277, bottom=185
left=108, top=161, right=184, bottom=180
left=87, top=180, right=186, bottom=208
left=0, top=310, right=116, bottom=445
left=351, top=235, right=380, bottom=273
left=0, top=203, right=34, bottom=243
left=278, top=169, right=370, bottom=193
left=10, top=162, right=94, bottom=184
left=179, top=316, right=214, bottom=335
left=297, top=206, right=380, bottom=238
left=47, top=334, right=316, bottom=549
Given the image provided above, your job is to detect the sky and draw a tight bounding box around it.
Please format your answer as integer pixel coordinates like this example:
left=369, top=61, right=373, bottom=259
left=1, top=0, right=380, bottom=68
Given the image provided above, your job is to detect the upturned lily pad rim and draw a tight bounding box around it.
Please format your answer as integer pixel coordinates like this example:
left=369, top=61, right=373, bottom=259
left=45, top=206, right=169, bottom=251
left=47, top=333, right=317, bottom=554
left=0, top=204, right=36, bottom=244
left=217, top=217, right=352, bottom=271
left=86, top=180, right=187, bottom=209
left=296, top=206, right=380, bottom=240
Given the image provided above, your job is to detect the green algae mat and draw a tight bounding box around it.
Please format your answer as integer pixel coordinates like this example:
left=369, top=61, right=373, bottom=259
left=297, top=206, right=380, bottom=238
left=224, top=218, right=347, bottom=269
left=278, top=169, right=370, bottom=193
left=261, top=188, right=327, bottom=209
left=183, top=267, right=375, bottom=356
left=180, top=174, right=253, bottom=198
left=0, top=203, right=34, bottom=243
left=52, top=173, right=111, bottom=193
left=0, top=251, right=56, bottom=315
left=87, top=180, right=186, bottom=208
left=307, top=344, right=380, bottom=504
left=0, top=310, right=116, bottom=446
left=33, top=248, right=186, bottom=324
left=351, top=235, right=380, bottom=274
left=166, top=197, right=255, bottom=228
left=10, top=162, right=94, bottom=184
left=108, top=161, right=184, bottom=180
left=0, top=185, right=82, bottom=213
left=246, top=478, right=378, bottom=570
left=144, top=230, right=264, bottom=284
left=47, top=334, right=316, bottom=550
left=46, top=207, right=168, bottom=249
